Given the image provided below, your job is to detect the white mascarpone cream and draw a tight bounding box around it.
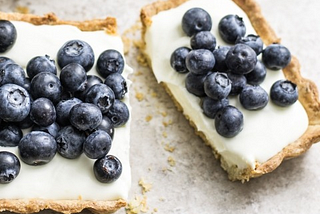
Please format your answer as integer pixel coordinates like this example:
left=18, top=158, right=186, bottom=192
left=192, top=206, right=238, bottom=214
left=144, top=0, right=309, bottom=169
left=0, top=21, right=132, bottom=200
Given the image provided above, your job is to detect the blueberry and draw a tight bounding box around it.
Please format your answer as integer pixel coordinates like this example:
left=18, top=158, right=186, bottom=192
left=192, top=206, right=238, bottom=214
left=215, top=105, right=244, bottom=138
left=26, top=55, right=57, bottom=79
left=69, top=103, right=102, bottom=131
left=235, top=34, right=263, bottom=55
left=0, top=84, right=31, bottom=122
left=105, top=99, right=130, bottom=128
left=226, top=44, right=257, bottom=74
left=32, top=122, right=60, bottom=138
left=75, top=75, right=103, bottom=101
left=239, top=85, right=269, bottom=110
left=218, top=14, right=246, bottom=44
left=270, top=80, right=298, bottom=107
left=93, top=155, right=122, bottom=183
left=0, top=56, right=14, bottom=70
left=0, top=123, right=22, bottom=147
left=85, top=83, right=115, bottom=113
left=57, top=39, right=94, bottom=72
left=262, top=44, right=291, bottom=70
left=170, top=47, right=191, bottom=73
left=245, top=60, right=266, bottom=85
left=204, top=72, right=232, bottom=100
left=30, top=72, right=62, bottom=104
left=181, top=8, right=212, bottom=37
left=17, top=113, right=34, bottom=129
left=0, top=151, right=20, bottom=184
left=96, top=116, right=115, bottom=139
left=30, top=97, right=56, bottom=127
left=0, top=20, right=17, bottom=53
left=185, top=72, right=209, bottom=97
left=96, top=49, right=125, bottom=78
left=60, top=63, right=87, bottom=93
left=83, top=130, right=112, bottom=159
left=22, top=77, right=31, bottom=93
left=104, top=73, right=127, bottom=100
left=212, top=46, right=231, bottom=72
left=201, top=97, right=229, bottom=119
left=190, top=31, right=216, bottom=51
left=227, top=73, right=247, bottom=96
left=0, top=63, right=26, bottom=87
left=186, top=49, right=215, bottom=75
left=18, top=131, right=57, bottom=165
left=56, top=97, right=82, bottom=126
left=55, top=125, right=86, bottom=159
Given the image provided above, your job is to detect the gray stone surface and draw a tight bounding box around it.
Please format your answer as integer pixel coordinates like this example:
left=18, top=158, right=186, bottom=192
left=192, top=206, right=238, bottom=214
left=0, top=0, right=320, bottom=213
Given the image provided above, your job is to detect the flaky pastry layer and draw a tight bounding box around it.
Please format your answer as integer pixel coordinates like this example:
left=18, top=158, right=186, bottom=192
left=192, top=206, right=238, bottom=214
left=140, top=0, right=320, bottom=181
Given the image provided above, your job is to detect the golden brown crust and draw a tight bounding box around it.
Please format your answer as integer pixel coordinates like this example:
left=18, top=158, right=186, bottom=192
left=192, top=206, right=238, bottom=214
left=0, top=11, right=118, bottom=34
left=140, top=0, right=320, bottom=181
left=0, top=12, right=125, bottom=213
left=0, top=198, right=126, bottom=214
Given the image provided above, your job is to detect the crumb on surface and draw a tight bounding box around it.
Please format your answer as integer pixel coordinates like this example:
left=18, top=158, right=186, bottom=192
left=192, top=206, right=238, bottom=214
left=135, top=92, right=144, bottom=101
left=167, top=156, right=176, bottom=167
left=139, top=178, right=153, bottom=194
left=15, top=6, right=29, bottom=14
left=162, top=119, right=173, bottom=127
left=134, top=70, right=143, bottom=76
left=164, top=143, right=175, bottom=152
left=136, top=52, right=148, bottom=67
left=126, top=195, right=148, bottom=214
left=160, top=111, right=167, bottom=117
left=122, top=20, right=142, bottom=55
left=150, top=91, right=158, bottom=97
left=162, top=131, right=167, bottom=138
left=145, top=115, right=153, bottom=122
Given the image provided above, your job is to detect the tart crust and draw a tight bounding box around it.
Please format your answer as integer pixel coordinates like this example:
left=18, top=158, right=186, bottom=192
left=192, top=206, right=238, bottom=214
left=140, top=0, right=320, bottom=181
left=0, top=12, right=125, bottom=214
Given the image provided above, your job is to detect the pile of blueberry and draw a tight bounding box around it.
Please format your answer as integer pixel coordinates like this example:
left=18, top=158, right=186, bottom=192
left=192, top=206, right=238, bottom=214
left=170, top=8, right=298, bottom=138
left=0, top=20, right=129, bottom=184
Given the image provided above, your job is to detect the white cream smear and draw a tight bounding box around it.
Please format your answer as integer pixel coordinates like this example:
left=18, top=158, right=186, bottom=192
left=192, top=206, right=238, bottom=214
left=144, top=0, right=309, bottom=169
left=0, top=21, right=132, bottom=200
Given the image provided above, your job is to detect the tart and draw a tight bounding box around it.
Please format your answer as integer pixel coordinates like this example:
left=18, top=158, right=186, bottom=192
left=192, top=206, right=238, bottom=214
left=140, top=0, right=320, bottom=181
left=0, top=12, right=131, bottom=213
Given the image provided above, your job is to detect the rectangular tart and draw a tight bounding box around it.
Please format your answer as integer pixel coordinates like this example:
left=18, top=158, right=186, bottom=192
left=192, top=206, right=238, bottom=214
left=0, top=12, right=132, bottom=213
left=140, top=0, right=320, bottom=181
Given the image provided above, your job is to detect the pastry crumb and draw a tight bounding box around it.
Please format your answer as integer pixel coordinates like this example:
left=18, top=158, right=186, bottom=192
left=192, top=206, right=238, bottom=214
left=136, top=52, right=148, bottom=67
left=162, top=119, right=173, bottom=127
left=139, top=178, right=152, bottom=194
left=164, top=143, right=175, bottom=152
left=15, top=6, right=29, bottom=14
left=126, top=195, right=148, bottom=214
left=167, top=156, right=176, bottom=167
left=122, top=20, right=142, bottom=55
left=145, top=115, right=153, bottom=122
left=160, top=111, right=167, bottom=117
left=135, top=92, right=144, bottom=101
left=162, top=131, right=167, bottom=138
left=134, top=70, right=143, bottom=76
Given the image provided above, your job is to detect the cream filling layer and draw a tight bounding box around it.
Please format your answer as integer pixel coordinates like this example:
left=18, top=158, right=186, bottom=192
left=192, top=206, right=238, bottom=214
left=0, top=21, right=132, bottom=200
left=144, top=0, right=308, bottom=169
